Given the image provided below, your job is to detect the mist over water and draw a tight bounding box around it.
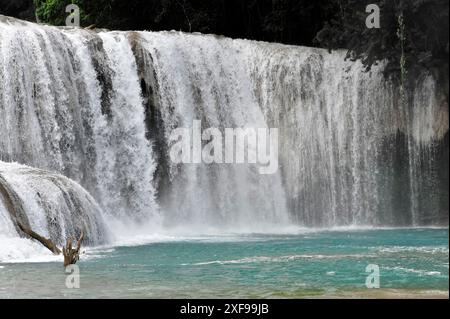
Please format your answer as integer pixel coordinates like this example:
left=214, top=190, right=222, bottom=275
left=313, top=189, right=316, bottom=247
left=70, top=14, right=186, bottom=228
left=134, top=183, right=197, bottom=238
left=0, top=16, right=448, bottom=259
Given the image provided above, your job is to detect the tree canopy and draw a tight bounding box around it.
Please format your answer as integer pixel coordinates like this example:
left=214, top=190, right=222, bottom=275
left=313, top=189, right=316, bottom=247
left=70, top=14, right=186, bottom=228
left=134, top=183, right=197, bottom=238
left=0, top=0, right=447, bottom=81
left=315, top=0, right=449, bottom=80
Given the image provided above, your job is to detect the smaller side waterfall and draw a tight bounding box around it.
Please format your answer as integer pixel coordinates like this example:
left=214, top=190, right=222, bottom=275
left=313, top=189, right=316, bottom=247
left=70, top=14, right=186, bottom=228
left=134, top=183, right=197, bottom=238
left=0, top=161, right=109, bottom=246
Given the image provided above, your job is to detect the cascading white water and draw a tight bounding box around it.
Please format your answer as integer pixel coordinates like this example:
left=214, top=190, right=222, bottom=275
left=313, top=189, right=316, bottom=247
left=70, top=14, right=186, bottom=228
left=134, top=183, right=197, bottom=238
left=136, top=32, right=448, bottom=227
left=244, top=42, right=448, bottom=226
left=0, top=15, right=448, bottom=246
left=0, top=16, right=160, bottom=228
left=0, top=161, right=109, bottom=261
left=137, top=32, right=290, bottom=229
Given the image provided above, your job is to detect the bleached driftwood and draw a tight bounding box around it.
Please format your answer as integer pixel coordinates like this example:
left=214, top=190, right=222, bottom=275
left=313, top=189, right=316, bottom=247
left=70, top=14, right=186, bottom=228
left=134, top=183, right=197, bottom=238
left=17, top=221, right=84, bottom=267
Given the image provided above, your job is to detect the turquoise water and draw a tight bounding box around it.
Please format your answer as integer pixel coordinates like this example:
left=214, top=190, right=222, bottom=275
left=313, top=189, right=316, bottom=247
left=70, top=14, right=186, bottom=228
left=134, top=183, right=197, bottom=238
left=0, top=228, right=448, bottom=298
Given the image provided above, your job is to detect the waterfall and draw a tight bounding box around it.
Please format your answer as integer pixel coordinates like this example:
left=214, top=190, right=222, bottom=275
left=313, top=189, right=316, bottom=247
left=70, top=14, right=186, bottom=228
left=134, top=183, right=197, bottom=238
left=0, top=16, right=160, bottom=227
left=0, top=161, right=108, bottom=245
left=135, top=32, right=290, bottom=228
left=0, top=15, right=448, bottom=244
left=245, top=43, right=448, bottom=226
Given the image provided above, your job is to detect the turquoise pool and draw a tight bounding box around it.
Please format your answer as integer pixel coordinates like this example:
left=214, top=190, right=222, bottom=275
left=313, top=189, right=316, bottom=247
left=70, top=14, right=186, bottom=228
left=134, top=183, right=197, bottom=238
left=0, top=228, right=448, bottom=298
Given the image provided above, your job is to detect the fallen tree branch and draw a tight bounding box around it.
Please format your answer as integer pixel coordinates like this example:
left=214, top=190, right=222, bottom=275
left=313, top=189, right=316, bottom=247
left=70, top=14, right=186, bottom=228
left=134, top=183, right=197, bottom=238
left=17, top=221, right=85, bottom=267
left=17, top=221, right=61, bottom=255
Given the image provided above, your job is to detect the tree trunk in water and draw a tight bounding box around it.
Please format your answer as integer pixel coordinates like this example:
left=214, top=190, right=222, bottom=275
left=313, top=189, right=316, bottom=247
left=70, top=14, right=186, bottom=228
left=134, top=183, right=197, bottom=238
left=17, top=221, right=84, bottom=267
left=63, top=232, right=84, bottom=267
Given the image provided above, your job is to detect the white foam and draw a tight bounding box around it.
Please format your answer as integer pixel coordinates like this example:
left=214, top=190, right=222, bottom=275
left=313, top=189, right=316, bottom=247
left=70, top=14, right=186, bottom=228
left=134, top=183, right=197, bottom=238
left=0, top=234, right=115, bottom=264
left=102, top=218, right=308, bottom=248
left=94, top=216, right=450, bottom=249
left=187, top=253, right=375, bottom=266
left=0, top=235, right=61, bottom=263
left=374, top=246, right=449, bottom=254
left=383, top=266, right=443, bottom=276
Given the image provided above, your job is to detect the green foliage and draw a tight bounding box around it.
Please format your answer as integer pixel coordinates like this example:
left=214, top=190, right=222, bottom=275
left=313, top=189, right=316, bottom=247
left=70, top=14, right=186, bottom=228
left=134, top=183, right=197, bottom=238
left=315, top=0, right=449, bottom=80
left=32, top=0, right=330, bottom=46
left=35, top=0, right=76, bottom=26
left=34, top=0, right=112, bottom=27
left=33, top=0, right=448, bottom=81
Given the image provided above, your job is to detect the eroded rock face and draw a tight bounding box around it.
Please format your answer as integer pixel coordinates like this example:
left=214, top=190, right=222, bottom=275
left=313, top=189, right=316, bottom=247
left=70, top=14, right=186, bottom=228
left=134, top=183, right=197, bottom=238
left=0, top=0, right=35, bottom=22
